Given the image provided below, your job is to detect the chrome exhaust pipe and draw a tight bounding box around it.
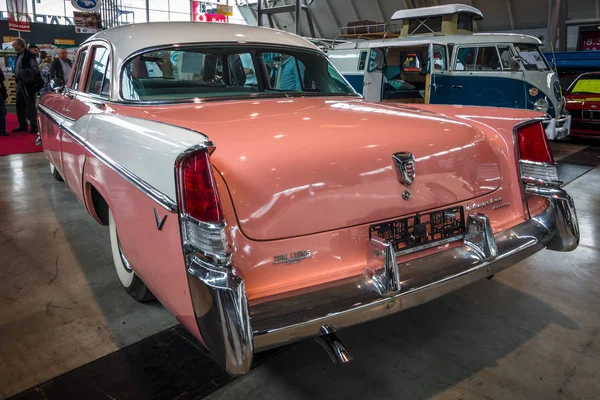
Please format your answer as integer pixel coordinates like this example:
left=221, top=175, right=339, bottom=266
left=315, top=325, right=353, bottom=363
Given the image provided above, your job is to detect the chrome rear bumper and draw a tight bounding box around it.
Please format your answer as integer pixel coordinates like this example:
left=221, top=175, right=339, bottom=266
left=186, top=184, right=579, bottom=375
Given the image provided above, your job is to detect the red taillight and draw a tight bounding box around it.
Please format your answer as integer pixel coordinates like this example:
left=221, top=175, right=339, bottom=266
left=178, top=149, right=223, bottom=224
left=517, top=122, right=554, bottom=164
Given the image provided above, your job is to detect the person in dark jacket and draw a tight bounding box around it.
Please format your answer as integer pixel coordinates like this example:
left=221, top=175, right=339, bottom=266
left=50, top=48, right=73, bottom=84
left=12, top=38, right=42, bottom=133
left=0, top=68, right=7, bottom=136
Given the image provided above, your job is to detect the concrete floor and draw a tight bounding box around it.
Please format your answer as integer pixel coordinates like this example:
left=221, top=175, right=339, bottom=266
left=0, top=153, right=176, bottom=399
left=1, top=142, right=599, bottom=400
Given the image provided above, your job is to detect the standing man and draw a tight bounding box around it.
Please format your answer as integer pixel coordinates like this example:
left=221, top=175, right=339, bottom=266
left=50, top=48, right=73, bottom=85
left=13, top=38, right=42, bottom=133
left=28, top=44, right=40, bottom=63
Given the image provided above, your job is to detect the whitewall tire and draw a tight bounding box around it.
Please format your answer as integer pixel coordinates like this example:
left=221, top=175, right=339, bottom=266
left=108, top=210, right=155, bottom=302
left=49, top=162, right=64, bottom=182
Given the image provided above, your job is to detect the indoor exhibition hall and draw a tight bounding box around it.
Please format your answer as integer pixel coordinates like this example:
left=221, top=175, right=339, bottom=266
left=1, top=0, right=599, bottom=399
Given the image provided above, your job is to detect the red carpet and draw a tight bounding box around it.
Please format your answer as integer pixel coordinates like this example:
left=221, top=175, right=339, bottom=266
left=0, top=113, right=43, bottom=156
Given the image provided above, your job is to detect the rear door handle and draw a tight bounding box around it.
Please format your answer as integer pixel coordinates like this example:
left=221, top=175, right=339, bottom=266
left=451, top=85, right=464, bottom=89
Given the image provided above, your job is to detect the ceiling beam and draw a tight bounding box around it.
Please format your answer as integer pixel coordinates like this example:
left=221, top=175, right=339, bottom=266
left=374, top=0, right=386, bottom=21
left=349, top=0, right=360, bottom=20
left=597, top=0, right=600, bottom=18
left=323, top=0, right=341, bottom=30
left=507, top=0, right=515, bottom=30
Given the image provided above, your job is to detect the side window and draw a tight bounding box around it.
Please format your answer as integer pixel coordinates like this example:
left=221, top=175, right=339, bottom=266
left=455, top=47, right=501, bottom=71
left=474, top=47, right=501, bottom=70
left=497, top=46, right=515, bottom=70
left=69, top=48, right=88, bottom=90
left=432, top=45, right=447, bottom=71
left=357, top=51, right=367, bottom=71
left=87, top=47, right=110, bottom=97
left=261, top=52, right=306, bottom=91
left=367, top=49, right=384, bottom=72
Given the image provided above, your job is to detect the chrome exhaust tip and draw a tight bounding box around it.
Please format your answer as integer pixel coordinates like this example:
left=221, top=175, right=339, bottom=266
left=315, top=325, right=353, bottom=363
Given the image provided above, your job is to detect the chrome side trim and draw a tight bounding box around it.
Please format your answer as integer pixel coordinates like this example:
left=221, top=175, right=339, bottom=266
left=38, top=103, right=216, bottom=213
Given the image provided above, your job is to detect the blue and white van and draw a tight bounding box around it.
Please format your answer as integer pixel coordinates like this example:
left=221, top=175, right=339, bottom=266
left=328, top=4, right=571, bottom=139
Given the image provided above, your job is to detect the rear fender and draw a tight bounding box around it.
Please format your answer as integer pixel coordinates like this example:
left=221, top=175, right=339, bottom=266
left=74, top=114, right=216, bottom=344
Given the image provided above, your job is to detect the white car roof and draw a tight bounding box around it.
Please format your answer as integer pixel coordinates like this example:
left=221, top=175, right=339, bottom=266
left=333, top=33, right=542, bottom=50
left=85, top=22, right=319, bottom=61
left=391, top=4, right=484, bottom=20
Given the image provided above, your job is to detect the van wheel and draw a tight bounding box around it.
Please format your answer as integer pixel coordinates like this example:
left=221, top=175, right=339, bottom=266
left=108, top=210, right=155, bottom=302
left=49, top=163, right=64, bottom=182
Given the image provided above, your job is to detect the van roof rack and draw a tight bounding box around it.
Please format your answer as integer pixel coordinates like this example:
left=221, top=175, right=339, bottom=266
left=337, top=21, right=402, bottom=40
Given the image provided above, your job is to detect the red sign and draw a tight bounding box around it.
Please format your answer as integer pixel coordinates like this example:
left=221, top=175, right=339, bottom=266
left=191, top=1, right=227, bottom=23
left=196, top=13, right=226, bottom=23
left=581, top=31, right=600, bottom=51
left=7, top=0, right=30, bottom=32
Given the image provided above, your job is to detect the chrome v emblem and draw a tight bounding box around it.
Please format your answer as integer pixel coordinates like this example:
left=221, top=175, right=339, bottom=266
left=153, top=205, right=167, bottom=231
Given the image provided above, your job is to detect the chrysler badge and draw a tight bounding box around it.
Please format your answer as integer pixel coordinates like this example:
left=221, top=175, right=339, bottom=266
left=392, top=152, right=416, bottom=186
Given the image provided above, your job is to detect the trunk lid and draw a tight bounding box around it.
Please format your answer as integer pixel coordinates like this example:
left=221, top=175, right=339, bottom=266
left=146, top=98, right=501, bottom=241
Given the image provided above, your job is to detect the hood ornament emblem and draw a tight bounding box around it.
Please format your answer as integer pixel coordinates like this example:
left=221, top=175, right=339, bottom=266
left=392, top=152, right=416, bottom=186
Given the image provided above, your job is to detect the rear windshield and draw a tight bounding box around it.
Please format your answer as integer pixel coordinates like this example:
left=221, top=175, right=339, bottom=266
left=121, top=45, right=356, bottom=101
left=513, top=44, right=549, bottom=71
left=569, top=77, right=600, bottom=94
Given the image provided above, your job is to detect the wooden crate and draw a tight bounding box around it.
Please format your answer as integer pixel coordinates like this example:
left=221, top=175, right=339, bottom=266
left=5, top=78, right=16, bottom=104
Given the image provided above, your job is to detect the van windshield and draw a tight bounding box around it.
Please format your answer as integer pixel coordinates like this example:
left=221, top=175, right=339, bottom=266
left=121, top=45, right=357, bottom=101
left=513, top=44, right=549, bottom=71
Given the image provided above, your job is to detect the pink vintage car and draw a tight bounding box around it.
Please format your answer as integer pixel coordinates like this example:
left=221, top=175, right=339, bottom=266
left=38, top=22, right=579, bottom=374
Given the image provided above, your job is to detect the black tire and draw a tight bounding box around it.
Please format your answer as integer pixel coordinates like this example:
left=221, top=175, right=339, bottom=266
left=49, top=163, right=64, bottom=182
left=109, top=210, right=155, bottom=302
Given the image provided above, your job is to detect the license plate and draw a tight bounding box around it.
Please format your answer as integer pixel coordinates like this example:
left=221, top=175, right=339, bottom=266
left=369, top=206, right=465, bottom=256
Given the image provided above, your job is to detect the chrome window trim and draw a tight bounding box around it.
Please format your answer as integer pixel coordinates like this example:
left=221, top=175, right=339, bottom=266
left=38, top=103, right=216, bottom=213
left=116, top=42, right=359, bottom=104
left=69, top=45, right=91, bottom=91
left=84, top=42, right=113, bottom=99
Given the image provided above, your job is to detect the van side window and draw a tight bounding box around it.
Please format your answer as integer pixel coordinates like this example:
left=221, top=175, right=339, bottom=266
left=457, top=13, right=474, bottom=31
left=455, top=47, right=501, bottom=71
left=408, top=17, right=442, bottom=34
left=432, top=45, right=447, bottom=71
left=357, top=51, right=367, bottom=71
left=497, top=46, right=515, bottom=70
